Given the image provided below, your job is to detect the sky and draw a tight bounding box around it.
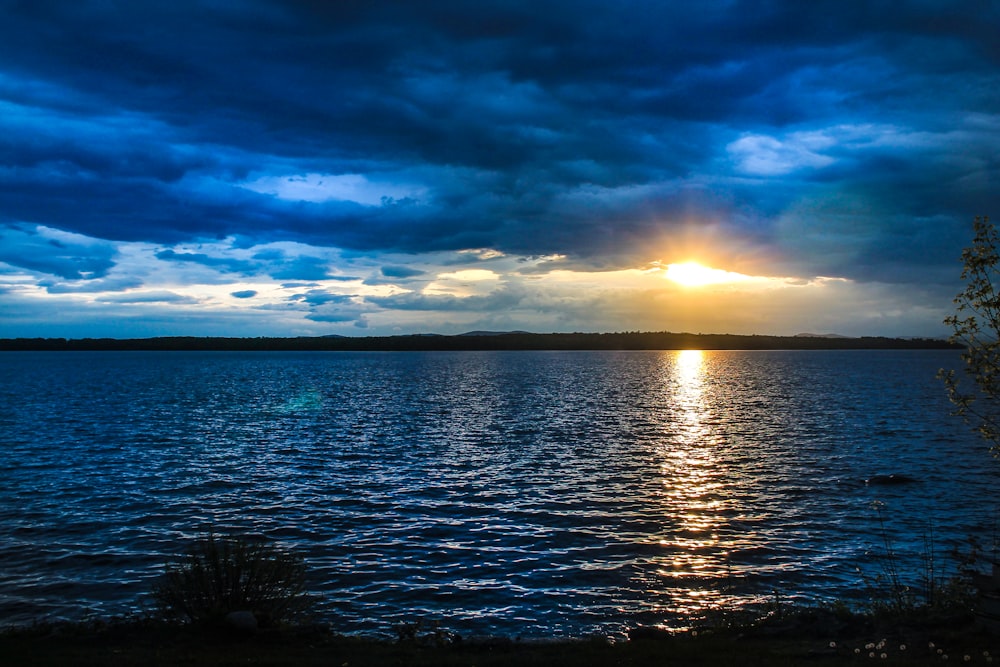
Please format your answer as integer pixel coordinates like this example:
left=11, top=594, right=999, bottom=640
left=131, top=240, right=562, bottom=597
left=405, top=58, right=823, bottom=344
left=1, top=1, right=998, bottom=339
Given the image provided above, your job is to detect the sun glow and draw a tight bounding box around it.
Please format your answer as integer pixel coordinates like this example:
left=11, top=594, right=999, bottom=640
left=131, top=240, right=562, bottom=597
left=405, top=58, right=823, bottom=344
left=665, top=261, right=750, bottom=287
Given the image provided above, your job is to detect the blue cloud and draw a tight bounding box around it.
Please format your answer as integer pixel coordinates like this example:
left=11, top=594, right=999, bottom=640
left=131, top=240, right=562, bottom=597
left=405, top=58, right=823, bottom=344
left=0, top=225, right=116, bottom=279
left=155, top=249, right=258, bottom=274
left=1, top=1, right=998, bottom=337
left=381, top=265, right=426, bottom=279
left=290, top=290, right=356, bottom=307
left=42, top=276, right=144, bottom=294
left=366, top=289, right=523, bottom=313
left=231, top=290, right=257, bottom=299
left=0, top=0, right=993, bottom=281
left=305, top=312, right=357, bottom=323
left=96, top=291, right=197, bottom=304
left=267, top=255, right=335, bottom=281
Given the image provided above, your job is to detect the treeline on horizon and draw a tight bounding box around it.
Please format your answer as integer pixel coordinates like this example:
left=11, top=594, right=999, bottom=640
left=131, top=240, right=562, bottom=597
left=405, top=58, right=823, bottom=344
left=0, top=331, right=960, bottom=352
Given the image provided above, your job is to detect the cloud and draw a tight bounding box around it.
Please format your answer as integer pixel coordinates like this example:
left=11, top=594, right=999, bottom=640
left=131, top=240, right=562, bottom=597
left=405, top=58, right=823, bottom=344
left=155, top=249, right=258, bottom=274
left=231, top=290, right=257, bottom=299
left=727, top=134, right=836, bottom=176
left=286, top=288, right=369, bottom=326
left=423, top=269, right=501, bottom=298
left=0, top=225, right=116, bottom=279
left=97, top=290, right=198, bottom=304
left=267, top=255, right=336, bottom=281
left=1, top=1, right=998, bottom=337
left=289, top=289, right=357, bottom=307
left=305, top=312, right=358, bottom=323
left=240, top=173, right=426, bottom=206
left=381, top=265, right=426, bottom=279
left=41, top=276, right=144, bottom=294
left=367, top=288, right=523, bottom=313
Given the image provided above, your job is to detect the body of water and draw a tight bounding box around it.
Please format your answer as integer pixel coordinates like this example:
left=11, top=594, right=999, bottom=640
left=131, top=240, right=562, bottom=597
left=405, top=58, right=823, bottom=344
left=0, top=349, right=997, bottom=637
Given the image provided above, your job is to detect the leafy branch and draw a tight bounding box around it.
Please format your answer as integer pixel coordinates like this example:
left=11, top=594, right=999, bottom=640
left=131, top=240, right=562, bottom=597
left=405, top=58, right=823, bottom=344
left=940, top=215, right=1000, bottom=456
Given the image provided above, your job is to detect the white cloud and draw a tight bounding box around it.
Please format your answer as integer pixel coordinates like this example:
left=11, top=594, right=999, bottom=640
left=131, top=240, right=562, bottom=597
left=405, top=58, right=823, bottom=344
left=458, top=248, right=506, bottom=260
left=726, top=123, right=931, bottom=176
left=0, top=225, right=952, bottom=339
left=239, top=172, right=426, bottom=206
left=423, top=269, right=501, bottom=297
left=727, top=134, right=835, bottom=176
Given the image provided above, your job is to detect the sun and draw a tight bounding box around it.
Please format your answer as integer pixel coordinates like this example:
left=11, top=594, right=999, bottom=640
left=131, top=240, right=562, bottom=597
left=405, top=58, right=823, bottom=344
left=665, top=261, right=748, bottom=287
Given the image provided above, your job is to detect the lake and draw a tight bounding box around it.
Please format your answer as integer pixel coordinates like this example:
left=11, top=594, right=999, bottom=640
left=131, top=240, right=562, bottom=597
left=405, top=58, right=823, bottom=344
left=0, top=349, right=996, bottom=638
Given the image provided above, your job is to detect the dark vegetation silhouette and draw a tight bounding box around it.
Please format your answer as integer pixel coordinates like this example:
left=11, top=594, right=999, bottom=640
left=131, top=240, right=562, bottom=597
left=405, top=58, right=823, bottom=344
left=938, top=214, right=1000, bottom=637
left=941, top=215, right=1000, bottom=457
left=152, top=535, right=311, bottom=628
left=0, top=331, right=957, bottom=352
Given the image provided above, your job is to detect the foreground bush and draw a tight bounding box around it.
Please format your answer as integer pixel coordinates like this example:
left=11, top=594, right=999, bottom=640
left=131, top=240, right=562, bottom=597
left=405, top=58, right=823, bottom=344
left=152, top=534, right=311, bottom=627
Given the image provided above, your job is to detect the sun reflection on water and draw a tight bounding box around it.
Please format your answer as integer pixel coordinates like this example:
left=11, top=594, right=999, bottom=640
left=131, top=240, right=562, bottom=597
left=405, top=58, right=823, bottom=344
left=652, top=349, right=746, bottom=622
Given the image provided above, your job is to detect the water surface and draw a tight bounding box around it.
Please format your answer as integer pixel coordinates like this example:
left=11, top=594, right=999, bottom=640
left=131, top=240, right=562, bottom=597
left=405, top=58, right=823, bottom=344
left=0, top=350, right=996, bottom=637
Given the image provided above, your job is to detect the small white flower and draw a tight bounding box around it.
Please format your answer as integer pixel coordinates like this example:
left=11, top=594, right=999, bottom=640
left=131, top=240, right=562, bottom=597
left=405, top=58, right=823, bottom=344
left=900, top=644, right=907, bottom=651
left=829, top=641, right=837, bottom=649
left=881, top=653, right=888, bottom=659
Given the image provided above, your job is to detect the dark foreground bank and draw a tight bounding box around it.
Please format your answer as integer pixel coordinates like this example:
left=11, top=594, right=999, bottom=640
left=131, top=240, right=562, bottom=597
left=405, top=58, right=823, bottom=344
left=3, top=612, right=997, bottom=667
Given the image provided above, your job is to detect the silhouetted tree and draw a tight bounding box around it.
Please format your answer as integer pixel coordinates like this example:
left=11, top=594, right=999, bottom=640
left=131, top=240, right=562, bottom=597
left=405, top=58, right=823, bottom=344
left=940, top=215, right=1000, bottom=456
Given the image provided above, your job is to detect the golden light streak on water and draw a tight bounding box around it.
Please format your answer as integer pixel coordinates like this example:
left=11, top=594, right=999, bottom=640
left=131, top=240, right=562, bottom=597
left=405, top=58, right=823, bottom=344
left=652, top=349, right=744, bottom=619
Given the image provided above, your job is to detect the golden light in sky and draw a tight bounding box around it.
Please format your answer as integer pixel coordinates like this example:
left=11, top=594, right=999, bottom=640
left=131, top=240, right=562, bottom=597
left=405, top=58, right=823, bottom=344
left=665, top=261, right=750, bottom=287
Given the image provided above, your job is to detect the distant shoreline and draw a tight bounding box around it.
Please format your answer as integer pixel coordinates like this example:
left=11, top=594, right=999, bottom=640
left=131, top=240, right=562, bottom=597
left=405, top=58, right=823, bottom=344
left=0, top=331, right=960, bottom=352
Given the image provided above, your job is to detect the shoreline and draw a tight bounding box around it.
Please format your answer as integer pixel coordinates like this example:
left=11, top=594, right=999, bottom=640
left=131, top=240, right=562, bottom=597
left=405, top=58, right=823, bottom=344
left=3, top=607, right=996, bottom=666
left=0, top=331, right=958, bottom=352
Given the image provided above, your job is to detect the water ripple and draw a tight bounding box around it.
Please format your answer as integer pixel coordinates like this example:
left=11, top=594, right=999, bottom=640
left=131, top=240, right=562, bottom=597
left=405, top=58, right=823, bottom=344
left=0, top=350, right=997, bottom=637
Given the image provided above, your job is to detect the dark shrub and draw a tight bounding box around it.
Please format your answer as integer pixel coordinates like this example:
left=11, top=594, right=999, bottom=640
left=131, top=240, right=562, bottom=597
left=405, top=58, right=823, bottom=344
left=153, top=534, right=310, bottom=627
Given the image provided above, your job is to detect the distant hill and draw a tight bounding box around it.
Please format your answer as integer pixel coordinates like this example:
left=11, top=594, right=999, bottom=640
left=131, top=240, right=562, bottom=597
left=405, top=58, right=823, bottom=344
left=459, top=330, right=533, bottom=336
left=0, top=331, right=960, bottom=352
left=794, top=332, right=850, bottom=339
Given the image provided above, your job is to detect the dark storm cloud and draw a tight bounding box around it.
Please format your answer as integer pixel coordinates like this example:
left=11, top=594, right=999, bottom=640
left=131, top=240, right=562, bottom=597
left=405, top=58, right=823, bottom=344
left=0, top=224, right=116, bottom=279
left=0, top=1, right=997, bottom=283
left=380, top=265, right=426, bottom=279
left=286, top=287, right=368, bottom=325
